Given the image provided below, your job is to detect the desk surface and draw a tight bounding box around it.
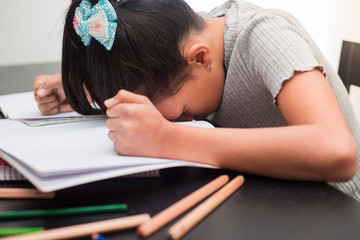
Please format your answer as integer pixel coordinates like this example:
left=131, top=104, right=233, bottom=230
left=1, top=64, right=360, bottom=240
left=1, top=168, right=360, bottom=240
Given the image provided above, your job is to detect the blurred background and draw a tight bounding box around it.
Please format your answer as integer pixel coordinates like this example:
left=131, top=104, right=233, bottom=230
left=1, top=0, right=359, bottom=118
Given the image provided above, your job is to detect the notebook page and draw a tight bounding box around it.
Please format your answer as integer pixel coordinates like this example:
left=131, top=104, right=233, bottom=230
left=0, top=119, right=106, bottom=137
left=0, top=120, right=215, bottom=177
left=0, top=91, right=106, bottom=126
left=0, top=119, right=215, bottom=191
left=0, top=91, right=80, bottom=119
left=0, top=121, right=165, bottom=176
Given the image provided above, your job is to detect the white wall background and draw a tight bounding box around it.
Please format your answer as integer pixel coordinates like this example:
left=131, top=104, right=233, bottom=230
left=1, top=0, right=360, bottom=70
left=0, top=0, right=70, bottom=67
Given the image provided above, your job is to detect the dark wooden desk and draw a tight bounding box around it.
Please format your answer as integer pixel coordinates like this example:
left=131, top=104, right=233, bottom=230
left=1, top=168, right=360, bottom=240
left=1, top=64, right=360, bottom=240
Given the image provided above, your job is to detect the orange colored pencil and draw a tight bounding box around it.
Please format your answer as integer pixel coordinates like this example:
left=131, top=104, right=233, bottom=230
left=0, top=188, right=54, bottom=199
left=0, top=214, right=150, bottom=240
left=168, top=175, right=245, bottom=240
left=137, top=175, right=229, bottom=237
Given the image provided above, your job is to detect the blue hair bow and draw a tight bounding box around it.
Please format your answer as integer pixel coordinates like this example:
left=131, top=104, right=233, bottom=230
left=73, top=0, right=117, bottom=51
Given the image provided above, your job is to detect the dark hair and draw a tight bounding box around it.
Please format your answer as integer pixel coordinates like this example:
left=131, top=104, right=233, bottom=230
left=62, top=0, right=205, bottom=115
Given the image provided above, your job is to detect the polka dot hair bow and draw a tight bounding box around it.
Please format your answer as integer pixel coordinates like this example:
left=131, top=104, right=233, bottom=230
left=73, top=0, right=118, bottom=51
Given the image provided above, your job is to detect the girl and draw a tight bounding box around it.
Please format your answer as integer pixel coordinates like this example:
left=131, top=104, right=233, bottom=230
left=34, top=0, right=360, bottom=200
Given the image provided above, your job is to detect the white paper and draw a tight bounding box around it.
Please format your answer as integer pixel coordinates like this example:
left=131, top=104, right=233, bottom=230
left=0, top=91, right=80, bottom=119
left=0, top=119, right=216, bottom=191
left=0, top=150, right=212, bottom=192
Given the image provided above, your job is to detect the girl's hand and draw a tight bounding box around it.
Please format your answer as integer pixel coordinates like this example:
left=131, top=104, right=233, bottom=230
left=105, top=90, right=171, bottom=157
left=33, top=74, right=73, bottom=115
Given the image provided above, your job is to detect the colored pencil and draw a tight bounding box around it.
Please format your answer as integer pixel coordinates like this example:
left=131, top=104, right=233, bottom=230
left=0, top=188, right=54, bottom=199
left=168, top=175, right=245, bottom=240
left=0, top=214, right=150, bottom=240
left=137, top=175, right=229, bottom=237
left=0, top=204, right=127, bottom=220
left=0, top=228, right=43, bottom=237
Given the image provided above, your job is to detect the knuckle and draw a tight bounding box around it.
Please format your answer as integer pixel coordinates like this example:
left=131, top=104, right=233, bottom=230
left=106, top=108, right=112, bottom=117
left=107, top=104, right=129, bottom=118
left=36, top=75, right=49, bottom=84
left=41, top=101, right=57, bottom=111
left=117, top=89, right=126, bottom=96
left=121, top=105, right=132, bottom=115
left=138, top=94, right=149, bottom=102
left=114, top=141, right=131, bottom=156
left=35, top=75, right=45, bottom=81
left=107, top=131, right=114, bottom=141
left=105, top=119, right=116, bottom=130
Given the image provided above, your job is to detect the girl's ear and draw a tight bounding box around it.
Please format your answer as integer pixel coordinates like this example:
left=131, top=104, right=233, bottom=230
left=184, top=43, right=212, bottom=68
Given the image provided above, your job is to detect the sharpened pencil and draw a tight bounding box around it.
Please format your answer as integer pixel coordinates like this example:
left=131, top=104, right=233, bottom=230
left=137, top=175, right=229, bottom=237
left=0, top=214, right=150, bottom=240
left=167, top=175, right=245, bottom=240
left=0, top=188, right=54, bottom=199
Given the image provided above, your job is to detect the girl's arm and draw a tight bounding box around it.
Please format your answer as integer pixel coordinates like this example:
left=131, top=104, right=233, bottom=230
left=105, top=69, right=357, bottom=182
left=163, top=70, right=357, bottom=181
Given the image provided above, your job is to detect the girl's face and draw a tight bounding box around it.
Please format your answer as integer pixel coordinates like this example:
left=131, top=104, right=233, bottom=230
left=155, top=65, right=225, bottom=122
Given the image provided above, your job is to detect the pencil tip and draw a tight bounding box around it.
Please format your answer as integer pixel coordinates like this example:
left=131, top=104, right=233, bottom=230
left=167, top=233, right=173, bottom=240
left=137, top=228, right=144, bottom=237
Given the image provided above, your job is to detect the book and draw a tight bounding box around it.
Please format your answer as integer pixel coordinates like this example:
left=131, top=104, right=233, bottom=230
left=0, top=91, right=106, bottom=127
left=0, top=91, right=106, bottom=181
left=0, top=119, right=215, bottom=192
left=0, top=157, right=159, bottom=181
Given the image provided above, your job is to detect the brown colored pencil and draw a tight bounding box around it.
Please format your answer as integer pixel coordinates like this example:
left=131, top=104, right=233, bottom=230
left=137, top=175, right=229, bottom=237
left=0, top=188, right=55, bottom=199
left=168, top=175, right=245, bottom=240
left=0, top=213, right=150, bottom=240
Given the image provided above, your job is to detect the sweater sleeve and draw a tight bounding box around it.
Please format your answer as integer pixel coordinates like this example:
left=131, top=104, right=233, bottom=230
left=240, top=9, right=325, bottom=103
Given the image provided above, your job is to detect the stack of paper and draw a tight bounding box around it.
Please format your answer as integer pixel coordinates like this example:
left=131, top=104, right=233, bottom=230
left=0, top=92, right=215, bottom=192
left=0, top=157, right=26, bottom=181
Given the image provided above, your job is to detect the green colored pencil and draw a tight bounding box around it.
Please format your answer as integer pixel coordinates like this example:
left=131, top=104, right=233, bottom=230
left=0, top=204, right=127, bottom=220
left=0, top=227, right=44, bottom=237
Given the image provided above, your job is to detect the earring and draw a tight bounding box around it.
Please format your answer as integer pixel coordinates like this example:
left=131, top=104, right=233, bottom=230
left=208, top=62, right=213, bottom=70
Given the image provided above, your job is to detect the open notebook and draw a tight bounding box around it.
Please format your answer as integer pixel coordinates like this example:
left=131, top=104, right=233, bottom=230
left=0, top=91, right=106, bottom=127
left=0, top=119, right=215, bottom=192
left=0, top=91, right=216, bottom=191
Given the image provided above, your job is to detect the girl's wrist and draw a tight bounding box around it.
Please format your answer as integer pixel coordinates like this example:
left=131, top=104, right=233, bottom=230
left=157, top=121, right=182, bottom=159
left=157, top=121, right=217, bottom=165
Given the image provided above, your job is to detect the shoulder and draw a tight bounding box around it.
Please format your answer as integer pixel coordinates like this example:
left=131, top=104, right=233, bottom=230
left=237, top=8, right=306, bottom=39
left=232, top=7, right=313, bottom=60
left=227, top=4, right=310, bottom=59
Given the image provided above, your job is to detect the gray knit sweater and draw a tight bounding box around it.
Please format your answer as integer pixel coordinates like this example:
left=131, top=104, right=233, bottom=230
left=203, top=0, right=360, bottom=200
